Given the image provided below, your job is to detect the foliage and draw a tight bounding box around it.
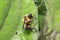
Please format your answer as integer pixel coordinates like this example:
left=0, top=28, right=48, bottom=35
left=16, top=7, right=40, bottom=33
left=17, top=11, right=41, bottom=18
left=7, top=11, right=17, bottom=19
left=0, top=0, right=60, bottom=40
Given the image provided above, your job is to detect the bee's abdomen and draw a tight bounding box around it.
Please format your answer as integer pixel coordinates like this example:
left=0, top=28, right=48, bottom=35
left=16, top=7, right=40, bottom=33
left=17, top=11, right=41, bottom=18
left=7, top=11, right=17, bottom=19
left=26, top=26, right=32, bottom=31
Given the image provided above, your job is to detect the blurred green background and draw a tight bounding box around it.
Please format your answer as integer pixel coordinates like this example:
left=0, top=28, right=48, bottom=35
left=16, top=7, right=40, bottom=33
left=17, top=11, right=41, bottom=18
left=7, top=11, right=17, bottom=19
left=0, top=0, right=60, bottom=40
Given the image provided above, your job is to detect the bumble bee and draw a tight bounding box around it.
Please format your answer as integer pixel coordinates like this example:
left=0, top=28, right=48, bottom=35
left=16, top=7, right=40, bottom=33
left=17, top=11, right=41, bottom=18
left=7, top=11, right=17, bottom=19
left=15, top=14, right=36, bottom=34
left=23, top=14, right=35, bottom=31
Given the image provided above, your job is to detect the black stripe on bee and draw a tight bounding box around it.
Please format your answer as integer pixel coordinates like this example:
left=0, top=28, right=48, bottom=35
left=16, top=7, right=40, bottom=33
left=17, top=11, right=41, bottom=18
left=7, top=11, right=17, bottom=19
left=23, top=14, right=34, bottom=31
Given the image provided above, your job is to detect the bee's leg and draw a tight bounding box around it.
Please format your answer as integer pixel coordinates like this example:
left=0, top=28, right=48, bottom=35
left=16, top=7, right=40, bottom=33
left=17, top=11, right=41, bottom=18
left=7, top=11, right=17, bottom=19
left=31, top=28, right=38, bottom=31
left=23, top=24, right=26, bottom=29
left=26, top=27, right=32, bottom=31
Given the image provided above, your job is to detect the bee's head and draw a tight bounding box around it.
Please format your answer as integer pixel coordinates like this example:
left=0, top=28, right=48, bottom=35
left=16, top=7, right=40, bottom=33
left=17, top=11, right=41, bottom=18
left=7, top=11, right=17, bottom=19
left=28, top=14, right=33, bottom=19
